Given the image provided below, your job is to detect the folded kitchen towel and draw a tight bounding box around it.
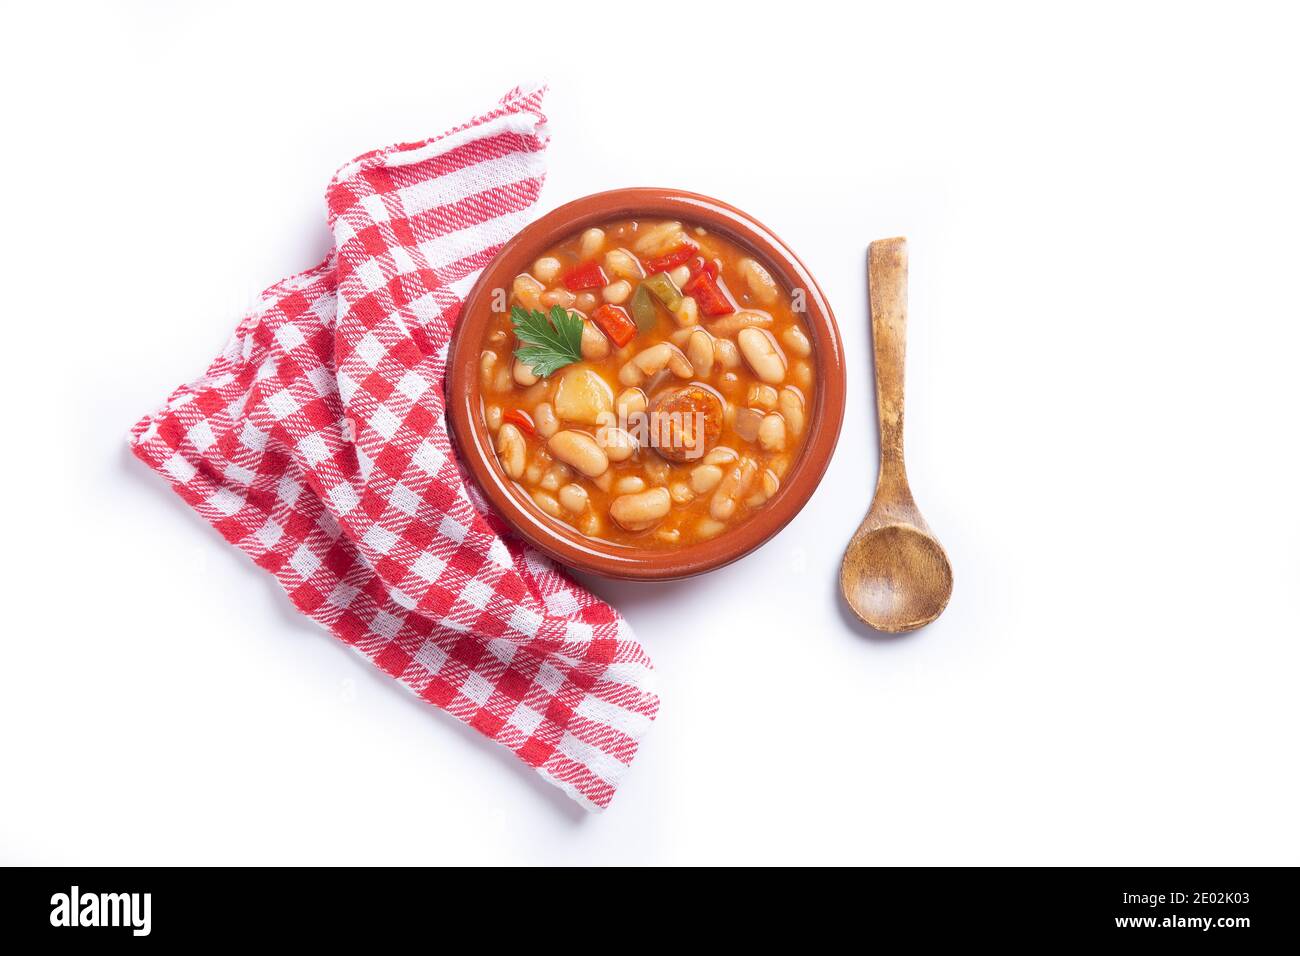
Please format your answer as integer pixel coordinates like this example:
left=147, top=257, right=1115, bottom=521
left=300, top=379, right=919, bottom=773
left=129, top=86, right=658, bottom=811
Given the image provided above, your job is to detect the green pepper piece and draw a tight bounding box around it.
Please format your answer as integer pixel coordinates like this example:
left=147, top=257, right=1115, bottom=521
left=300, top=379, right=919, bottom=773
left=629, top=282, right=659, bottom=332
left=643, top=272, right=683, bottom=312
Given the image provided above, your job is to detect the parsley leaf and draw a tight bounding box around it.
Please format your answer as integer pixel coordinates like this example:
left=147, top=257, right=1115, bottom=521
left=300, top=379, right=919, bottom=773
left=511, top=304, right=584, bottom=377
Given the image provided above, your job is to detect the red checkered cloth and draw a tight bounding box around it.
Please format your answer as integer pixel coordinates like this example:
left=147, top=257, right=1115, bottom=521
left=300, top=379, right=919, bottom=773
left=129, top=86, right=658, bottom=811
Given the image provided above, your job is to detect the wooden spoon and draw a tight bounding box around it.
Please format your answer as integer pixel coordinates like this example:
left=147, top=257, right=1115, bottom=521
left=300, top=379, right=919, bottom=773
left=840, top=238, right=952, bottom=632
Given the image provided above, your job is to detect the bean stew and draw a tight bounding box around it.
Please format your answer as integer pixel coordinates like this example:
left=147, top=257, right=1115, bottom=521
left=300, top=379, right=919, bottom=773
left=478, top=219, right=816, bottom=549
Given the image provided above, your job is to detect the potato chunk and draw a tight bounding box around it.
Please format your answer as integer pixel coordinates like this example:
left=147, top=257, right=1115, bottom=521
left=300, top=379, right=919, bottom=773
left=553, top=367, right=614, bottom=425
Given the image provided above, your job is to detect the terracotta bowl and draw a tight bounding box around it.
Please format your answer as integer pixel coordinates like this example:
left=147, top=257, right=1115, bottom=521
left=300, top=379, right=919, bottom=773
left=446, top=188, right=845, bottom=580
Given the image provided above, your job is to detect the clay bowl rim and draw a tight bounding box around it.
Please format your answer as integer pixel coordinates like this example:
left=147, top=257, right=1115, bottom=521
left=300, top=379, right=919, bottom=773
left=446, top=187, right=846, bottom=581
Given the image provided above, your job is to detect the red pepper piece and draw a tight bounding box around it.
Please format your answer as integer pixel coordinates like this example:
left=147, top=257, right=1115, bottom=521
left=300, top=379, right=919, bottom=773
left=502, top=409, right=535, bottom=435
left=642, top=241, right=699, bottom=275
left=687, top=256, right=720, bottom=280
left=562, top=260, right=609, bottom=292
left=590, top=303, right=638, bottom=348
left=683, top=269, right=734, bottom=317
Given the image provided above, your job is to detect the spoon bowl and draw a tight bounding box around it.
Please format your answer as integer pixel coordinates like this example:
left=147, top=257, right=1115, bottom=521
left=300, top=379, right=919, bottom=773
left=841, top=524, right=953, bottom=632
left=839, top=238, right=952, bottom=632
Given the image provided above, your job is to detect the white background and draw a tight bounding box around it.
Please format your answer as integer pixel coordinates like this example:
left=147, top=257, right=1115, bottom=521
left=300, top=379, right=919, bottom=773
left=2, top=1, right=1297, bottom=865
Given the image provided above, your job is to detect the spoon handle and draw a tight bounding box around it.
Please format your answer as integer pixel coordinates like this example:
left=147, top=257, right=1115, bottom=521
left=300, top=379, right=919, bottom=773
left=868, top=238, right=909, bottom=492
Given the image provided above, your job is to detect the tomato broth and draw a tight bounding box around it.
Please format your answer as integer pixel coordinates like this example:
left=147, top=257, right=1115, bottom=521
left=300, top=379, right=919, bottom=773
left=478, top=218, right=816, bottom=549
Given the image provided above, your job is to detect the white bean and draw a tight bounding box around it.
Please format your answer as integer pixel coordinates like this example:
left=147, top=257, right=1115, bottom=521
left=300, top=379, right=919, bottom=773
left=596, top=425, right=638, bottom=462
left=615, top=387, right=647, bottom=419
left=609, top=487, right=672, bottom=531
left=604, top=248, right=644, bottom=280
left=737, top=327, right=788, bottom=384
left=496, top=423, right=526, bottom=480
left=581, top=321, right=611, bottom=360
left=695, top=517, right=726, bottom=539
left=575, top=292, right=598, bottom=313
left=746, top=469, right=780, bottom=507
left=525, top=456, right=544, bottom=484
left=738, top=257, right=779, bottom=305
left=710, top=457, right=757, bottom=521
left=533, top=401, right=559, bottom=438
left=513, top=357, right=539, bottom=386
left=479, top=350, right=498, bottom=389
left=541, top=288, right=576, bottom=309
left=602, top=280, right=632, bottom=304
left=532, top=491, right=562, bottom=518
left=643, top=456, right=670, bottom=485
left=778, top=387, right=805, bottom=437
left=704, top=446, right=738, bottom=466
left=513, top=274, right=544, bottom=311
left=558, top=483, right=588, bottom=514
left=673, top=295, right=700, bottom=327
left=690, top=463, right=724, bottom=494
left=686, top=329, right=714, bottom=378
left=792, top=359, right=813, bottom=390
left=533, top=256, right=562, bottom=284
left=614, top=475, right=647, bottom=494
left=670, top=482, right=695, bottom=504
left=580, top=228, right=606, bottom=260
left=618, top=342, right=695, bottom=387
left=713, top=337, right=742, bottom=370
left=485, top=404, right=503, bottom=430
left=669, top=264, right=691, bottom=287
left=709, top=309, right=773, bottom=337
left=632, top=221, right=685, bottom=256
left=758, top=413, right=786, bottom=451
left=782, top=325, right=812, bottom=358
left=748, top=384, right=778, bottom=410
left=538, top=461, right=571, bottom=491
left=547, top=430, right=609, bottom=478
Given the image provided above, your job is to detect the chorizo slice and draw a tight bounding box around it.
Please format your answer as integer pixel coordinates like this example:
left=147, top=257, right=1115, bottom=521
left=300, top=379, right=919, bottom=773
left=647, top=384, right=724, bottom=462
